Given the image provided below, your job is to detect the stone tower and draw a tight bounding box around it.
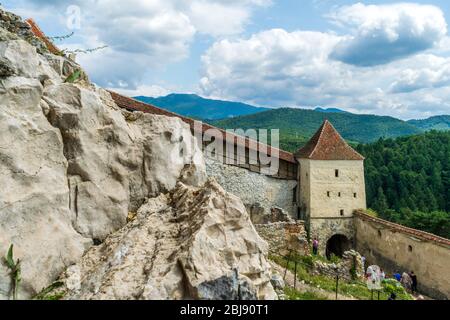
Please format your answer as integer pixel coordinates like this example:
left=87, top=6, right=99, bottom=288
left=295, top=120, right=366, bottom=257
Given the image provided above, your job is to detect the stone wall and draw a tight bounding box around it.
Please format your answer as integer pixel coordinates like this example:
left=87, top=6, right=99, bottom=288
left=206, top=157, right=297, bottom=221
left=354, top=211, right=450, bottom=299
left=312, top=250, right=365, bottom=281
left=255, top=221, right=309, bottom=256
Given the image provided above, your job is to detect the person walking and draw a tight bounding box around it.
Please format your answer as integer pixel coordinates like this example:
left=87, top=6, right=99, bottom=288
left=312, top=238, right=319, bottom=255
left=401, top=271, right=412, bottom=292
left=410, top=271, right=418, bottom=294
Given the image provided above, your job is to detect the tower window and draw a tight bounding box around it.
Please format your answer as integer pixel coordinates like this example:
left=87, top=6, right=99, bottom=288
left=354, top=193, right=357, bottom=198
left=408, top=245, right=413, bottom=252
left=338, top=192, right=341, bottom=197
left=335, top=169, right=339, bottom=177
left=340, top=209, right=344, bottom=216
left=327, top=191, right=330, bottom=197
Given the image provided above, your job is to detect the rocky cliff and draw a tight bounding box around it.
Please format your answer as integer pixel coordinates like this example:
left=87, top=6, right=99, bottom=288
left=0, top=9, right=276, bottom=300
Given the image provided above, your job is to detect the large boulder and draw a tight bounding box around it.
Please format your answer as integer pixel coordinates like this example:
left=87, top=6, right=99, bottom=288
left=50, top=179, right=276, bottom=300
left=0, top=22, right=206, bottom=299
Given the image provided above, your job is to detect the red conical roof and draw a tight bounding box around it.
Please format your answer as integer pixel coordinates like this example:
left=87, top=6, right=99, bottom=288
left=295, top=120, right=364, bottom=160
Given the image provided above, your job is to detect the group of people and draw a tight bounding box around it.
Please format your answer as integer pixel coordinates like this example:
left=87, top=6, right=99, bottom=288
left=393, top=271, right=418, bottom=294
left=311, top=239, right=419, bottom=299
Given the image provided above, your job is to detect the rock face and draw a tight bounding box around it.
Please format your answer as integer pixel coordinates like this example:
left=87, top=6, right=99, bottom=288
left=0, top=13, right=208, bottom=299
left=0, top=9, right=273, bottom=300
left=51, top=180, right=276, bottom=300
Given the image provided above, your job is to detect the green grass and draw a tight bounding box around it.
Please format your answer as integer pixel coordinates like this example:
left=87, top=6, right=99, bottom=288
left=270, top=254, right=413, bottom=300
left=284, top=287, right=328, bottom=300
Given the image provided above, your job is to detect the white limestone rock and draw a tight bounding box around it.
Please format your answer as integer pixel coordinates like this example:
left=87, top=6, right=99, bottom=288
left=43, top=83, right=206, bottom=240
left=0, top=31, right=206, bottom=299
left=0, top=73, right=90, bottom=299
left=52, top=179, right=277, bottom=300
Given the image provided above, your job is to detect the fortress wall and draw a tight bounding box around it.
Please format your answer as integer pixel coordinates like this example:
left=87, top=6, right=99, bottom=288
left=206, top=157, right=297, bottom=221
left=354, top=211, right=450, bottom=299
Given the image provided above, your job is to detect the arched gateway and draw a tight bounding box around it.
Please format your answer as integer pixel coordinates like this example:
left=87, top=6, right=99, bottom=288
left=326, top=234, right=352, bottom=259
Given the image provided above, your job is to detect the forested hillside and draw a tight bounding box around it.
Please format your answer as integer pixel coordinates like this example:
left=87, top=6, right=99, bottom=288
left=211, top=108, right=421, bottom=147
left=356, top=131, right=450, bottom=239
left=407, top=115, right=450, bottom=131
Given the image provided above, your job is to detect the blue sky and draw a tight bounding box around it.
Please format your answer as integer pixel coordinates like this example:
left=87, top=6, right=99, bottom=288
left=3, top=0, right=450, bottom=119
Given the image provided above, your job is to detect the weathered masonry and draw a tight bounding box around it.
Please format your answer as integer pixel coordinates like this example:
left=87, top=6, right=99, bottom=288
left=354, top=210, right=450, bottom=299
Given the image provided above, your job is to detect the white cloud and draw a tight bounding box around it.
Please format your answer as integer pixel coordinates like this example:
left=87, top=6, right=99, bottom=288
left=109, top=84, right=170, bottom=98
left=200, top=29, right=342, bottom=105
left=7, top=0, right=269, bottom=89
left=199, top=24, right=450, bottom=119
left=328, top=3, right=447, bottom=66
left=390, top=55, right=450, bottom=93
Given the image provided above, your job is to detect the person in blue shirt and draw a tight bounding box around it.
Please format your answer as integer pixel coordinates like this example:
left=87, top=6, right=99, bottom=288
left=393, top=272, right=402, bottom=282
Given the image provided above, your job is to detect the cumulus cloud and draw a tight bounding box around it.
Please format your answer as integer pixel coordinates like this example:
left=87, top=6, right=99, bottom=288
left=328, top=3, right=447, bottom=66
left=200, top=29, right=342, bottom=106
left=389, top=54, right=450, bottom=93
left=110, top=84, right=171, bottom=98
left=199, top=25, right=450, bottom=119
left=7, top=0, right=268, bottom=88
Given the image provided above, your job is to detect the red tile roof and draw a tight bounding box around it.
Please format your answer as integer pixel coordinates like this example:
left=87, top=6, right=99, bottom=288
left=25, top=19, right=61, bottom=55
left=295, top=120, right=364, bottom=160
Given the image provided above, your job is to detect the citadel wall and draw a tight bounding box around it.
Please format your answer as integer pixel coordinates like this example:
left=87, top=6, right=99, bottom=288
left=205, top=157, right=297, bottom=221
left=354, top=210, right=450, bottom=299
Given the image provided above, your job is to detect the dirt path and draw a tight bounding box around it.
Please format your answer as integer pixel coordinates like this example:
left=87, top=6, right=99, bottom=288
left=270, top=261, right=357, bottom=300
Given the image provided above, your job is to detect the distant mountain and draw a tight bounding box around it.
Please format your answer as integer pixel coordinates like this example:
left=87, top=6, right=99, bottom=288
left=134, top=93, right=449, bottom=152
left=134, top=94, right=269, bottom=120
left=408, top=115, right=450, bottom=131
left=314, top=107, right=348, bottom=114
left=210, top=108, right=422, bottom=152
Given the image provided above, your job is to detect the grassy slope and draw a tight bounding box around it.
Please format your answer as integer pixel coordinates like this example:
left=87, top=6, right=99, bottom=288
left=270, top=254, right=413, bottom=301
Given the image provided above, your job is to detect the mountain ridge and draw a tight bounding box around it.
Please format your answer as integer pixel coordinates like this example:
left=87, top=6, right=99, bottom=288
left=135, top=94, right=269, bottom=120
left=135, top=94, right=449, bottom=151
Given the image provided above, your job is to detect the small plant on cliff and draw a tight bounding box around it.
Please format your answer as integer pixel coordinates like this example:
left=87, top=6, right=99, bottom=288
left=64, top=69, right=82, bottom=83
left=33, top=281, right=65, bottom=300
left=3, top=244, right=21, bottom=300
